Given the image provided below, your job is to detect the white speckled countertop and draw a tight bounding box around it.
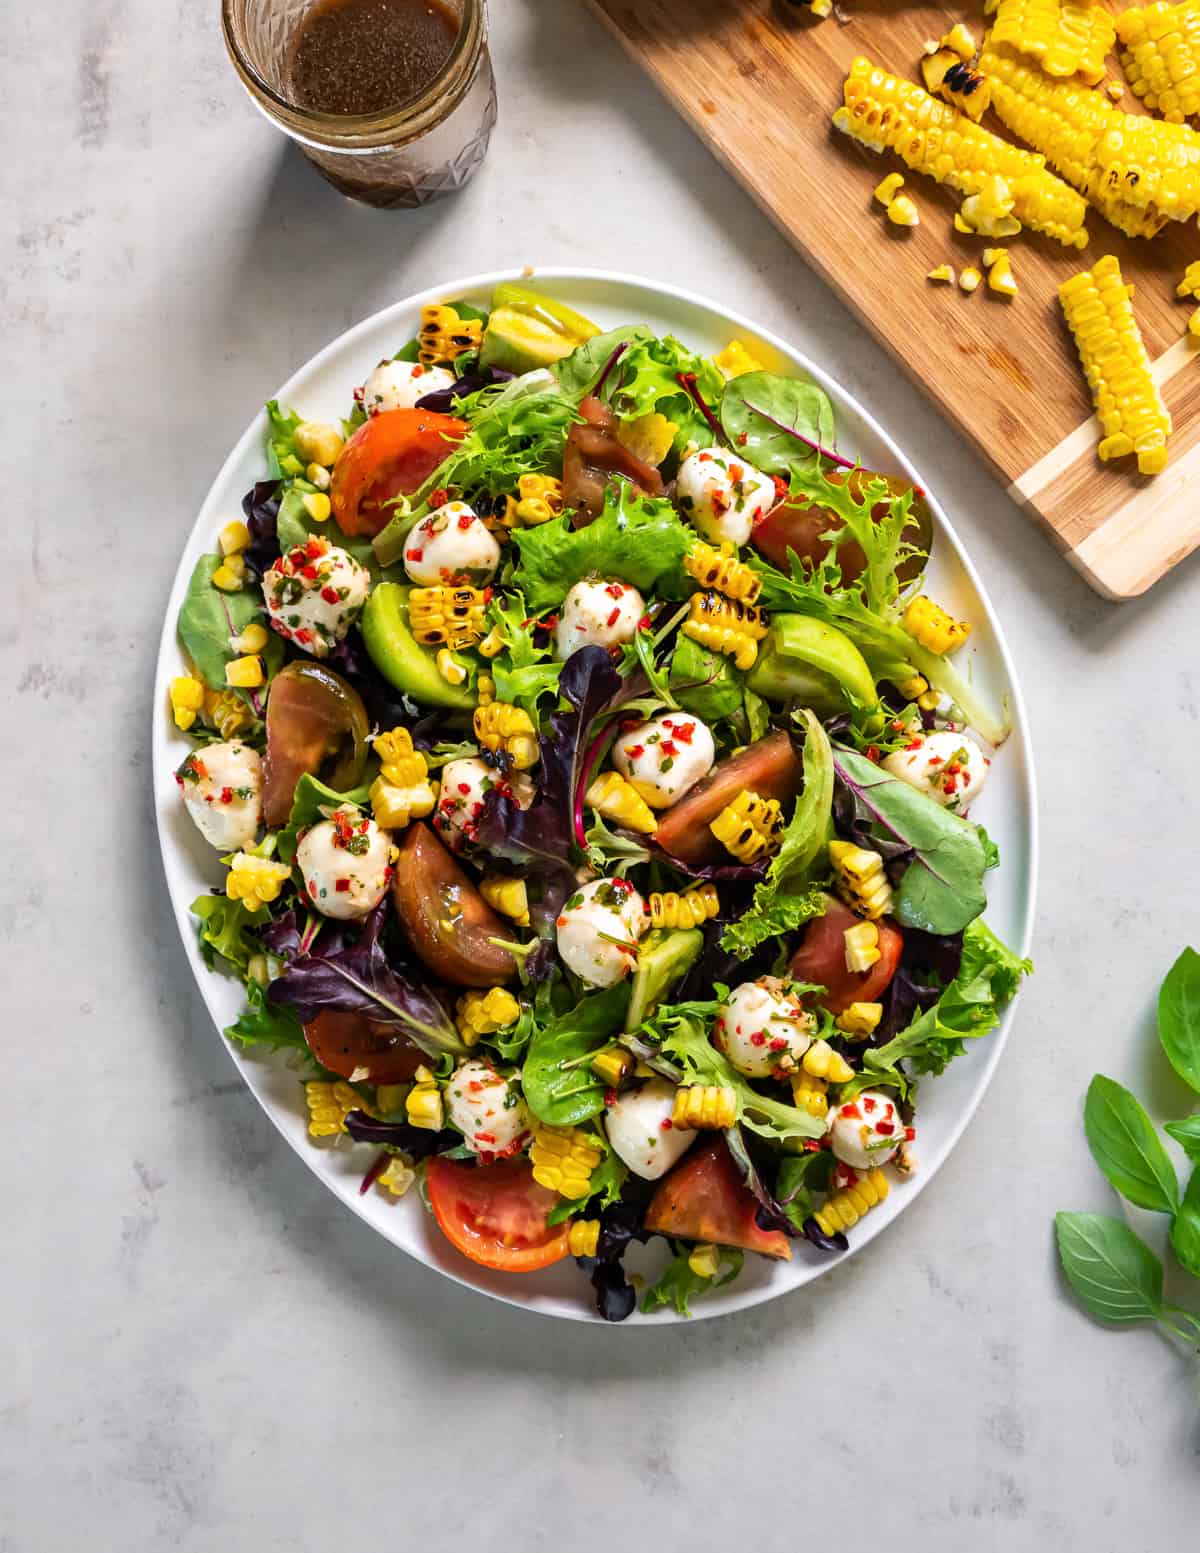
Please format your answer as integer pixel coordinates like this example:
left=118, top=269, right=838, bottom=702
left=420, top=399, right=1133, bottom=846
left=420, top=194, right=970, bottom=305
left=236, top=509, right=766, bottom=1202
left=7, top=1, right=1200, bottom=1546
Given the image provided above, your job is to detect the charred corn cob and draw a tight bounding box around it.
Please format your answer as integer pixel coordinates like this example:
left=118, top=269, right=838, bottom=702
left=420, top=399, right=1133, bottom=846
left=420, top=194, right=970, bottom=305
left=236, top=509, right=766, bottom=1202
left=837, top=1002, right=885, bottom=1039
left=406, top=1066, right=444, bottom=1131
left=814, top=1167, right=890, bottom=1235
left=902, top=594, right=972, bottom=654
left=1060, top=254, right=1172, bottom=474
left=921, top=49, right=992, bottom=121
left=591, top=1045, right=635, bottom=1088
left=941, top=22, right=978, bottom=59
left=455, top=987, right=521, bottom=1044
left=418, top=303, right=483, bottom=366
left=791, top=1070, right=830, bottom=1119
left=670, top=1085, right=738, bottom=1130
left=803, top=1040, right=856, bottom=1084
left=1117, top=1, right=1200, bottom=123
left=408, top=585, right=490, bottom=650
left=305, top=1080, right=360, bottom=1139
left=474, top=700, right=539, bottom=769
left=568, top=1219, right=601, bottom=1257
left=684, top=540, right=763, bottom=604
left=828, top=840, right=894, bottom=921
left=681, top=590, right=768, bottom=671
left=834, top=56, right=1091, bottom=247
left=984, top=0, right=1115, bottom=84
left=529, top=1125, right=604, bottom=1199
left=480, top=874, right=530, bottom=927
left=844, top=920, right=883, bottom=974
left=646, top=884, right=720, bottom=930
left=709, top=789, right=784, bottom=863
left=584, top=770, right=659, bottom=834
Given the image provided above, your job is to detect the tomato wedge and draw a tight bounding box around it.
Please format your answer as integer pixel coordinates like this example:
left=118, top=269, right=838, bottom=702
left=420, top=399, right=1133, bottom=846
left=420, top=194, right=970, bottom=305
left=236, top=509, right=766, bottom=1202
left=789, top=893, right=903, bottom=1014
left=425, top=1156, right=572, bottom=1271
left=392, top=824, right=518, bottom=988
left=330, top=408, right=467, bottom=538
left=262, top=660, right=369, bottom=827
left=645, top=1138, right=792, bottom=1259
left=654, top=730, right=804, bottom=867
left=302, top=1009, right=427, bottom=1085
left=752, top=470, right=933, bottom=587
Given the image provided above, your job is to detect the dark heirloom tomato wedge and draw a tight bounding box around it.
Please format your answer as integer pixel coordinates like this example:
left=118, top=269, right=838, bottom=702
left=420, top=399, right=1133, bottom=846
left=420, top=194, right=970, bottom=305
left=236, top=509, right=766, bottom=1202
left=262, top=660, right=369, bottom=827
left=562, top=394, right=665, bottom=521
left=425, top=1156, right=572, bottom=1272
left=789, top=893, right=903, bottom=1014
left=392, top=823, right=518, bottom=988
left=752, top=469, right=933, bottom=587
left=302, top=1009, right=427, bottom=1085
left=645, top=1138, right=792, bottom=1259
left=653, top=730, right=804, bottom=867
left=330, top=408, right=467, bottom=538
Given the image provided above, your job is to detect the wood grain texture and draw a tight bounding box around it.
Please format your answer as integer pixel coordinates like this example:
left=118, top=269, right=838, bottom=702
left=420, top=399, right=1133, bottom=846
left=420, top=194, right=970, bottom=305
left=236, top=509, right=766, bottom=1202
left=582, top=0, right=1200, bottom=598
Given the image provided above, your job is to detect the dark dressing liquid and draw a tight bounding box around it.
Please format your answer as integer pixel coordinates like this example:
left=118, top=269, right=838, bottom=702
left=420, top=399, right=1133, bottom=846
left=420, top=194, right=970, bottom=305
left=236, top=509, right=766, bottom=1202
left=289, top=0, right=459, bottom=117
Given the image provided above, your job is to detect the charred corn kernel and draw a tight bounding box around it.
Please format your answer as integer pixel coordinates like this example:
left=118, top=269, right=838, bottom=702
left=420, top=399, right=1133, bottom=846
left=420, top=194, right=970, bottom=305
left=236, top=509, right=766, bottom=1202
left=376, top=1157, right=416, bottom=1198
left=474, top=701, right=539, bottom=769
left=671, top=1085, right=738, bottom=1130
left=834, top=56, right=1090, bottom=248
left=479, top=874, right=530, bottom=927
left=568, top=1218, right=601, bottom=1258
left=874, top=170, right=907, bottom=205
left=682, top=590, right=768, bottom=672
left=418, top=302, right=483, bottom=366
left=802, top=1040, right=855, bottom=1084
left=647, top=884, right=720, bottom=930
left=903, top=594, right=972, bottom=653
left=203, top=686, right=255, bottom=738
left=927, top=264, right=956, bottom=284
left=985, top=0, right=1115, bottom=84
left=455, top=987, right=521, bottom=1044
left=844, top=919, right=882, bottom=973
left=1117, top=2, right=1200, bottom=123
left=408, top=585, right=490, bottom=650
left=837, top=1001, right=885, bottom=1038
left=225, top=654, right=264, bottom=689
left=710, top=789, right=784, bottom=864
left=828, top=839, right=894, bottom=920
left=211, top=558, right=246, bottom=592
left=305, top=1080, right=360, bottom=1139
left=218, top=520, right=251, bottom=556
left=887, top=193, right=921, bottom=226
left=585, top=770, right=659, bottom=835
left=684, top=539, right=763, bottom=604
left=406, top=1066, right=443, bottom=1131
left=688, top=1243, right=723, bottom=1279
left=814, top=1167, right=890, bottom=1235
left=1060, top=255, right=1172, bottom=474
left=169, top=675, right=206, bottom=730
left=714, top=339, right=767, bottom=378
left=226, top=853, right=292, bottom=912
left=942, top=23, right=977, bottom=59
left=294, top=420, right=345, bottom=466
left=513, top=472, right=566, bottom=526
left=230, top=622, right=269, bottom=655
left=435, top=648, right=468, bottom=686
left=921, top=49, right=992, bottom=121
left=530, top=1124, right=604, bottom=1199
left=617, top=412, right=678, bottom=467
left=791, top=1070, right=830, bottom=1118
left=1176, top=258, right=1200, bottom=297
left=301, top=491, right=331, bottom=524
left=591, top=1045, right=635, bottom=1088
left=957, top=174, right=1023, bottom=237
left=988, top=251, right=1019, bottom=297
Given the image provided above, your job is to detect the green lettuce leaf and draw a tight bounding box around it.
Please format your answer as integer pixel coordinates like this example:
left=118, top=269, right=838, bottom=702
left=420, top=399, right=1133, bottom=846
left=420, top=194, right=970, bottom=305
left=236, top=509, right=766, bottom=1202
left=226, top=979, right=314, bottom=1060
left=191, top=893, right=259, bottom=972
left=485, top=590, right=563, bottom=726
left=605, top=334, right=727, bottom=458
left=640, top=1243, right=744, bottom=1316
left=554, top=325, right=653, bottom=399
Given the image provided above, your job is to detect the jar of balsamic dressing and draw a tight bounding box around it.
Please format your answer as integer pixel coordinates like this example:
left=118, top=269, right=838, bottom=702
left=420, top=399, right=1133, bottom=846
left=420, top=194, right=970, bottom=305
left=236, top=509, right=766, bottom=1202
left=222, top=0, right=496, bottom=208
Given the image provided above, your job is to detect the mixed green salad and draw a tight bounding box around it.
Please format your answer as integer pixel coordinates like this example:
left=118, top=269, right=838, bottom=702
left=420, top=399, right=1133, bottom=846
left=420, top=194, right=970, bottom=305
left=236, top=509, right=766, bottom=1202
left=168, top=282, right=1029, bottom=1319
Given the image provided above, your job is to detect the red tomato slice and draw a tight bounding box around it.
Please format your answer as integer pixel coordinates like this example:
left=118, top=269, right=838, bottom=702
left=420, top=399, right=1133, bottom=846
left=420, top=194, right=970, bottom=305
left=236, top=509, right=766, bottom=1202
left=425, top=1156, right=572, bottom=1272
left=644, top=1138, right=792, bottom=1259
left=330, top=408, right=467, bottom=538
left=302, top=1010, right=427, bottom=1085
left=788, top=893, right=903, bottom=1014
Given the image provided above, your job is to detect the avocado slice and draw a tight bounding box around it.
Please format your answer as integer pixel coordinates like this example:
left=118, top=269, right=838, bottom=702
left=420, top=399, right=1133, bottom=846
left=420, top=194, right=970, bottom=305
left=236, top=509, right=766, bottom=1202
left=480, top=285, right=600, bottom=374
left=747, top=614, right=879, bottom=721
left=361, top=582, right=475, bottom=711
left=624, top=928, right=704, bottom=1033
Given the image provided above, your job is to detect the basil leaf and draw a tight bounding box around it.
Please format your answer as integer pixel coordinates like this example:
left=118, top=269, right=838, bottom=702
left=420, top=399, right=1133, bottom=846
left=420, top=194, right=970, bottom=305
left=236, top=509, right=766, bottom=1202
left=1159, top=946, right=1200, bottom=1095
left=178, top=554, right=282, bottom=691
left=523, top=983, right=631, bottom=1126
left=718, top=370, right=838, bottom=475
left=1169, top=1166, right=1200, bottom=1278
left=1083, top=1075, right=1179, bottom=1213
left=1054, top=1212, right=1164, bottom=1325
left=1165, top=1116, right=1200, bottom=1162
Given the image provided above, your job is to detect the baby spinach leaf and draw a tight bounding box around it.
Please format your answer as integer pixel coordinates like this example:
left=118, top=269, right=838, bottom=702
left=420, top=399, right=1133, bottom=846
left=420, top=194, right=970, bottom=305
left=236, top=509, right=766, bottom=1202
left=178, top=555, right=282, bottom=692
left=523, top=983, right=631, bottom=1126
left=668, top=635, right=744, bottom=723
left=1165, top=1116, right=1200, bottom=1162
left=1084, top=1075, right=1179, bottom=1214
left=276, top=771, right=374, bottom=865
left=1159, top=946, right=1200, bottom=1095
left=718, top=370, right=838, bottom=475
left=1055, top=1212, right=1164, bottom=1325
left=554, top=325, right=652, bottom=399
left=640, top=1243, right=744, bottom=1317
left=1169, top=1166, right=1200, bottom=1278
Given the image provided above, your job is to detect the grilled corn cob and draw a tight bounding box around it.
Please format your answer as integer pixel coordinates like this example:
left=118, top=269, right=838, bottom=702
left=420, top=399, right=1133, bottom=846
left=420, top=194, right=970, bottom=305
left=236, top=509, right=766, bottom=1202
left=584, top=770, right=659, bottom=834
left=1117, top=1, right=1200, bottom=122
left=684, top=540, right=763, bottom=604
left=418, top=303, right=483, bottom=366
left=646, top=884, right=720, bottom=930
left=709, top=789, right=784, bottom=863
left=814, top=1167, right=890, bottom=1235
left=670, top=1085, right=738, bottom=1130
left=790, top=1070, right=830, bottom=1119
left=474, top=700, right=539, bottom=770
left=681, top=590, right=768, bottom=671
left=828, top=840, right=894, bottom=920
left=455, top=987, right=521, bottom=1044
left=902, top=594, right=972, bottom=654
left=529, top=1125, right=604, bottom=1199
left=984, top=0, right=1115, bottom=84
left=408, top=585, right=490, bottom=650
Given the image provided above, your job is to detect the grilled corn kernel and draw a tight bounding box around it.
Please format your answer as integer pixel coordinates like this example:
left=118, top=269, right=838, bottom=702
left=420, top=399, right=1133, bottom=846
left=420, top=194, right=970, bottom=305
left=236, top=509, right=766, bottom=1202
left=927, top=264, right=956, bottom=284
left=306, top=462, right=332, bottom=491
left=959, top=267, right=983, bottom=294
left=477, top=626, right=506, bottom=659
left=616, top=412, right=678, bottom=467
left=418, top=302, right=483, bottom=366
left=921, top=49, right=992, bottom=121
left=374, top=727, right=429, bottom=786
left=509, top=472, right=566, bottom=527
left=897, top=674, right=929, bottom=699
left=985, top=0, right=1114, bottom=85
left=226, top=853, right=292, bottom=912
left=230, top=622, right=269, bottom=656
left=529, top=1124, right=604, bottom=1199
left=670, top=1085, right=738, bottom=1130
left=803, top=1040, right=856, bottom=1084
left=591, top=1045, right=635, bottom=1088
left=203, top=687, right=254, bottom=738
left=887, top=193, right=921, bottom=226
left=435, top=648, right=468, bottom=686
left=843, top=920, right=882, bottom=974
left=814, top=1167, right=890, bottom=1235
left=376, top=1157, right=416, bottom=1198
left=987, top=251, right=1019, bottom=297
left=406, top=1066, right=444, bottom=1131
left=584, top=770, right=659, bottom=835
left=828, top=839, right=894, bottom=920
left=688, top=1243, right=723, bottom=1279
left=874, top=170, right=907, bottom=205
left=225, top=654, right=264, bottom=689
left=480, top=874, right=530, bottom=927
left=218, top=520, right=251, bottom=556
left=456, top=987, right=521, bottom=1044
left=211, top=558, right=246, bottom=593
left=714, top=339, right=767, bottom=378
left=837, top=1002, right=885, bottom=1039
left=568, top=1219, right=601, bottom=1258
left=790, top=1070, right=830, bottom=1118
left=942, top=23, right=977, bottom=59
left=647, top=884, right=720, bottom=931
left=710, top=789, right=784, bottom=863
left=684, top=539, right=763, bottom=604
left=902, top=594, right=972, bottom=654
left=917, top=689, right=942, bottom=713
left=1117, top=2, right=1200, bottom=123
left=169, top=675, right=206, bottom=730
left=294, top=421, right=345, bottom=467
left=474, top=701, right=539, bottom=770
left=958, top=174, right=1022, bottom=237
left=681, top=590, right=768, bottom=671
left=305, top=1080, right=360, bottom=1139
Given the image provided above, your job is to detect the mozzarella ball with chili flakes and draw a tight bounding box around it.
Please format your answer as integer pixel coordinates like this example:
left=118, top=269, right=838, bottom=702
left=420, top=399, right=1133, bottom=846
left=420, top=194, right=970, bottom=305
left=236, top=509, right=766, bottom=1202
left=553, top=579, right=646, bottom=661
left=402, top=500, right=501, bottom=587
left=604, top=1078, right=697, bottom=1180
left=297, top=807, right=393, bottom=920
left=431, top=757, right=531, bottom=852
left=176, top=742, right=263, bottom=852
left=611, top=713, right=716, bottom=810
left=882, top=727, right=990, bottom=814
left=555, top=876, right=647, bottom=989
left=446, top=1059, right=532, bottom=1159
left=263, top=537, right=370, bottom=658
left=675, top=446, right=780, bottom=547
left=360, top=358, right=455, bottom=415
left=714, top=978, right=815, bottom=1079
left=826, top=1089, right=905, bottom=1170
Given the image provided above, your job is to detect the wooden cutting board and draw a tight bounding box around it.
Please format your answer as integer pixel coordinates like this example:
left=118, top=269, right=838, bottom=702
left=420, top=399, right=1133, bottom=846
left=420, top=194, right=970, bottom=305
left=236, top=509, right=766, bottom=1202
left=581, top=0, right=1200, bottom=598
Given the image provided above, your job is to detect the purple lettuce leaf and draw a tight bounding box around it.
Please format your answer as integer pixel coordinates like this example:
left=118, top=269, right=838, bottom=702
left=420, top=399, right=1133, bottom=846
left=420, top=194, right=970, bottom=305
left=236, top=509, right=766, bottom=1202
left=415, top=365, right=513, bottom=414
left=874, top=927, right=964, bottom=1042
left=343, top=1111, right=453, bottom=1158
left=581, top=1195, right=653, bottom=1322
left=242, top=480, right=283, bottom=578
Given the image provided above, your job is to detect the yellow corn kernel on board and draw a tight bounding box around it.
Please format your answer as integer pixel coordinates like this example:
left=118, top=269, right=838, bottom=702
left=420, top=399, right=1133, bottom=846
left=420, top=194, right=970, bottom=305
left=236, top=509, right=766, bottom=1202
left=582, top=0, right=1200, bottom=598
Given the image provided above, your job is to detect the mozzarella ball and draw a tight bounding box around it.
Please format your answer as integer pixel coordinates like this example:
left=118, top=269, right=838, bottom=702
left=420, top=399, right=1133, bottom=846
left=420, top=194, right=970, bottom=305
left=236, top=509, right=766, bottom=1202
left=714, top=979, right=815, bottom=1079
left=297, top=807, right=393, bottom=920
left=604, top=1079, right=697, bottom=1180
left=445, top=1059, right=532, bottom=1159
left=553, top=579, right=645, bottom=661
left=882, top=728, right=990, bottom=814
left=611, top=713, right=716, bottom=810
left=675, top=446, right=779, bottom=547
left=263, top=537, right=370, bottom=657
left=402, top=501, right=501, bottom=587
left=361, top=358, right=456, bottom=414
left=555, top=876, right=646, bottom=988
left=431, top=757, right=532, bottom=852
left=826, top=1089, right=902, bottom=1170
left=176, top=741, right=263, bottom=852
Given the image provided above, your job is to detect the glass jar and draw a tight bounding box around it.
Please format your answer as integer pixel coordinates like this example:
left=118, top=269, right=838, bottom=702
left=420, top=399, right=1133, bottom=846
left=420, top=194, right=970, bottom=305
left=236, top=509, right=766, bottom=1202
left=221, top=0, right=497, bottom=209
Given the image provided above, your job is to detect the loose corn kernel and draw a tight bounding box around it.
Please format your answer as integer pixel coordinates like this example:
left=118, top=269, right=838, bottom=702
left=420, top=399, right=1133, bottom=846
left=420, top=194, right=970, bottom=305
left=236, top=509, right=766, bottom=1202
left=987, top=251, right=1019, bottom=297
left=959, top=267, right=983, bottom=294
left=1176, top=259, right=1200, bottom=298
left=684, top=539, right=762, bottom=604
left=828, top=839, right=894, bottom=920
left=169, top=675, right=206, bottom=730
left=306, top=462, right=332, bottom=491
left=927, top=264, right=956, bottom=284
left=211, top=558, right=246, bottom=592
left=710, top=789, right=784, bottom=863
left=942, top=22, right=976, bottom=59
left=887, top=193, right=921, bottom=226
left=814, top=1167, right=890, bottom=1235
left=956, top=174, right=1023, bottom=238
left=294, top=420, right=345, bottom=466
left=681, top=590, right=768, bottom=671
left=688, top=1243, right=723, bottom=1279
left=370, top=773, right=437, bottom=830
left=874, top=170, right=907, bottom=205
left=985, top=0, right=1114, bottom=86
left=480, top=874, right=530, bottom=927
left=226, top=853, right=292, bottom=912
left=476, top=674, right=496, bottom=707
left=616, top=412, right=678, bottom=467
left=902, top=594, right=972, bottom=654
left=803, top=1040, right=855, bottom=1084
left=897, top=673, right=928, bottom=698
left=230, top=622, right=269, bottom=655
left=203, top=686, right=255, bottom=739
left=477, top=626, right=505, bottom=658
left=474, top=700, right=539, bottom=770
left=435, top=648, right=468, bottom=686
left=219, top=520, right=251, bottom=556
left=647, top=884, right=720, bottom=930
left=671, top=1085, right=738, bottom=1130
left=591, top=1045, right=635, bottom=1088
left=585, top=770, right=659, bottom=835
left=301, top=491, right=331, bottom=524
left=376, top=1157, right=416, bottom=1198
left=529, top=1124, right=604, bottom=1199
left=837, top=1002, right=885, bottom=1039
left=419, top=302, right=483, bottom=366
left=406, top=1066, right=444, bottom=1131
left=568, top=1219, right=601, bottom=1258
left=917, top=689, right=942, bottom=713
left=456, top=987, right=521, bottom=1043
left=714, top=339, right=767, bottom=378
left=1106, top=81, right=1125, bottom=101
left=304, top=1080, right=360, bottom=1139
left=225, top=654, right=264, bottom=689
left=791, top=1070, right=830, bottom=1118
left=844, top=919, right=882, bottom=974
left=409, top=585, right=490, bottom=650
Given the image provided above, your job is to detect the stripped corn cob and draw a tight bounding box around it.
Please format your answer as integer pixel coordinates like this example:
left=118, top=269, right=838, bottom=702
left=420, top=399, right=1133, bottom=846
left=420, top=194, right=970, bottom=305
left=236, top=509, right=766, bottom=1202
left=474, top=701, right=539, bottom=769
left=790, top=1070, right=830, bottom=1119
left=408, top=585, right=490, bottom=650
left=1117, top=2, right=1200, bottom=123
left=1060, top=255, right=1172, bottom=474
left=984, top=0, right=1115, bottom=84
left=529, top=1125, right=604, bottom=1199
left=709, top=789, right=784, bottom=863
left=834, top=56, right=1090, bottom=247
left=647, top=884, right=720, bottom=930
left=902, top=594, right=972, bottom=654
left=671, top=1085, right=738, bottom=1130
left=584, top=770, right=659, bottom=834
left=568, top=1219, right=601, bottom=1257
left=681, top=590, right=768, bottom=671
left=684, top=540, right=763, bottom=604
left=803, top=1040, right=856, bottom=1084
left=828, top=840, right=894, bottom=920
left=814, top=1167, right=890, bottom=1235
left=418, top=303, right=483, bottom=366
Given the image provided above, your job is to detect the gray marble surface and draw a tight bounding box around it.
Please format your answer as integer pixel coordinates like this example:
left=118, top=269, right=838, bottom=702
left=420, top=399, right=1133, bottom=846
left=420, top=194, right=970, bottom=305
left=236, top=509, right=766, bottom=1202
left=7, top=1, right=1200, bottom=1547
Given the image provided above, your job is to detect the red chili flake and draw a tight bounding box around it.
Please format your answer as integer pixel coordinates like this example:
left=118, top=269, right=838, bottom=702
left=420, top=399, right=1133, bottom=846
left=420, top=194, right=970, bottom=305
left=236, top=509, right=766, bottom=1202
left=468, top=1080, right=484, bottom=1093
left=637, top=614, right=651, bottom=630
left=660, top=1118, right=673, bottom=1131
left=944, top=777, right=958, bottom=794
left=457, top=782, right=471, bottom=795
left=544, top=614, right=559, bottom=630
left=305, top=538, right=326, bottom=559
left=698, top=451, right=713, bottom=463
left=771, top=475, right=789, bottom=504
left=457, top=513, right=474, bottom=530
left=769, top=1036, right=788, bottom=1052
left=288, top=547, right=307, bottom=567
left=294, top=628, right=313, bottom=644
left=737, top=431, right=748, bottom=446
left=430, top=488, right=448, bottom=507
left=905, top=738, right=923, bottom=751
left=174, top=772, right=183, bottom=787
left=556, top=915, right=568, bottom=929
left=605, top=583, right=624, bottom=598
left=928, top=755, right=944, bottom=767
left=660, top=740, right=678, bottom=757
left=904, top=1126, right=916, bottom=1141
left=406, top=548, right=423, bottom=562
left=840, top=1102, right=862, bottom=1119
left=863, top=1097, right=877, bottom=1113
left=802, top=1138, right=821, bottom=1152
left=219, top=786, right=233, bottom=804
left=476, top=1132, right=497, bottom=1145
left=750, top=1031, right=767, bottom=1047
left=606, top=608, right=620, bottom=628
left=319, top=586, right=339, bottom=605
left=728, top=463, right=745, bottom=482
left=604, top=1089, right=617, bottom=1108
left=865, top=745, right=881, bottom=764
left=471, top=801, right=483, bottom=818
left=612, top=877, right=633, bottom=895
left=335, top=878, right=350, bottom=892
left=625, top=743, right=645, bottom=759
left=711, top=491, right=730, bottom=517
left=876, top=1121, right=895, bottom=1135
left=673, top=722, right=695, bottom=744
